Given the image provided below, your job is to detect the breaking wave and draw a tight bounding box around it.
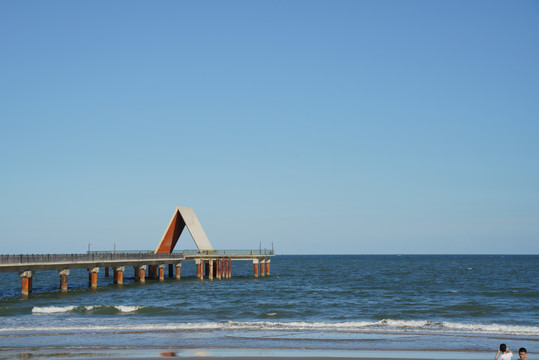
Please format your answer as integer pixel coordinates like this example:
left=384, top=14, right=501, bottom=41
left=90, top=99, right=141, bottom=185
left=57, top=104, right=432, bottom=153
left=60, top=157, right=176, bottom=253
left=5, top=318, right=539, bottom=336
left=31, top=305, right=143, bottom=314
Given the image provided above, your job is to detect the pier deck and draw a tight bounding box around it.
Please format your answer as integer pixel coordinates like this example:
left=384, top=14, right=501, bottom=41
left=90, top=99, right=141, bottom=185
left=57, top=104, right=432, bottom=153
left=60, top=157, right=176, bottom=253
left=0, top=253, right=184, bottom=273
left=0, top=249, right=274, bottom=297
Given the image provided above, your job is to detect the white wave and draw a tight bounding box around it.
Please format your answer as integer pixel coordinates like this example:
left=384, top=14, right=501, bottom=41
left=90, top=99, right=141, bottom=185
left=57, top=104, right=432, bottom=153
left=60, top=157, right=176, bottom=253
left=6, top=319, right=539, bottom=337
left=32, top=305, right=141, bottom=314
left=32, top=306, right=77, bottom=314
left=114, top=305, right=142, bottom=313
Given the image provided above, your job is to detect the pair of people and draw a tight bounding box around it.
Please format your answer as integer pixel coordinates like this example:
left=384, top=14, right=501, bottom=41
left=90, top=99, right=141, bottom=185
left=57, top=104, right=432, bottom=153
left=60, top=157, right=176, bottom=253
left=495, top=344, right=531, bottom=360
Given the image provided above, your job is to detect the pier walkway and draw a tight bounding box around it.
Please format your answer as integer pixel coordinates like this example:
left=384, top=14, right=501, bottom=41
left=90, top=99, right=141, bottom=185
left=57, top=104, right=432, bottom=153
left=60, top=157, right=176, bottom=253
left=0, top=249, right=273, bottom=297
left=0, top=205, right=275, bottom=297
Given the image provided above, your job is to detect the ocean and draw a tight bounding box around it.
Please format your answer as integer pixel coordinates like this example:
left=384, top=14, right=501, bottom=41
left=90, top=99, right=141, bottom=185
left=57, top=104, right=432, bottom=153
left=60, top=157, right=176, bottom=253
left=0, top=255, right=537, bottom=359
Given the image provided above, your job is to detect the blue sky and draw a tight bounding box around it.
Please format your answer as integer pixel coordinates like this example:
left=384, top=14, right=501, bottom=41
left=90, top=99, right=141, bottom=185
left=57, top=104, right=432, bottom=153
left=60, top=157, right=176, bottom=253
left=1, top=1, right=538, bottom=254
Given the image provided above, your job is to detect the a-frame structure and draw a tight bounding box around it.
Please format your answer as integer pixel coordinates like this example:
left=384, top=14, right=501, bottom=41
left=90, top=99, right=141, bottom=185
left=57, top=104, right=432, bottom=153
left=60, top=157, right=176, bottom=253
left=155, top=206, right=214, bottom=254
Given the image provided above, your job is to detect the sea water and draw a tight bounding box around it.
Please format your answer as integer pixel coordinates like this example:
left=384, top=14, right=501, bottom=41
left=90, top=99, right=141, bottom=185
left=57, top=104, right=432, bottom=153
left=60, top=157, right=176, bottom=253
left=0, top=255, right=537, bottom=359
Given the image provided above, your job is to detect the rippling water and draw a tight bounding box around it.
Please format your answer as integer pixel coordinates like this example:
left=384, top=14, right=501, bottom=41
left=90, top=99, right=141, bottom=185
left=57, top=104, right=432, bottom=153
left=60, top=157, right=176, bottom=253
left=0, top=255, right=538, bottom=358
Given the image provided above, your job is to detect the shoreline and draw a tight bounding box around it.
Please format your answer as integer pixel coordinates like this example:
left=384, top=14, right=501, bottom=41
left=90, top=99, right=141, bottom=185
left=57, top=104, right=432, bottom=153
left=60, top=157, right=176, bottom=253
left=1, top=347, right=492, bottom=360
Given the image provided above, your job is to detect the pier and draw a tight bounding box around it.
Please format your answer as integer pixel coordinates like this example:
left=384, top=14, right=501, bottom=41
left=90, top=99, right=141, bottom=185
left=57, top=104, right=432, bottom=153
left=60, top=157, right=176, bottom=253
left=0, top=206, right=274, bottom=297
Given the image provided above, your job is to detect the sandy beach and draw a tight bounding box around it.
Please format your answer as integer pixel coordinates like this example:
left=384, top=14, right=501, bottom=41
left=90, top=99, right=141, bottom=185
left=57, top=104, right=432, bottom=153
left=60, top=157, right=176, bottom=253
left=3, top=347, right=492, bottom=360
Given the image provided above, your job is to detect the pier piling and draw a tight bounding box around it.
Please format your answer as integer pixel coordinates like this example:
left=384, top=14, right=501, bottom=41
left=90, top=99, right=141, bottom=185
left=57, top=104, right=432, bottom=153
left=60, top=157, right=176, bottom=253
left=139, top=265, right=146, bottom=284
left=196, top=259, right=203, bottom=280
left=175, top=263, right=181, bottom=280
left=113, top=267, right=124, bottom=285
left=59, top=269, right=70, bottom=293
left=216, top=259, right=221, bottom=280
left=158, top=265, right=165, bottom=282
left=19, top=271, right=33, bottom=298
left=253, top=259, right=259, bottom=278
left=88, top=267, right=99, bottom=289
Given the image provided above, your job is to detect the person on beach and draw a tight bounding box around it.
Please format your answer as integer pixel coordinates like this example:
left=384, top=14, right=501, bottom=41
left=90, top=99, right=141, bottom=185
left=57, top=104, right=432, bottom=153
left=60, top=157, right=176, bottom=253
left=519, top=347, right=530, bottom=360
left=495, top=344, right=513, bottom=360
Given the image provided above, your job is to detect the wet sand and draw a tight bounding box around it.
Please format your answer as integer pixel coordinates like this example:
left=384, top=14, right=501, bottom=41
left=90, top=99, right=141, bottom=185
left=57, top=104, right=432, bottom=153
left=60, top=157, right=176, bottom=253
left=4, top=348, right=489, bottom=360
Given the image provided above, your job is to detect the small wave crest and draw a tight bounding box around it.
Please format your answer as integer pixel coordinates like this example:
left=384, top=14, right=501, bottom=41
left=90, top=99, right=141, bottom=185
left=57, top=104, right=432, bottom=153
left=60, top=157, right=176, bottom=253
left=32, top=305, right=143, bottom=314
left=6, top=318, right=539, bottom=337
left=32, top=306, right=77, bottom=314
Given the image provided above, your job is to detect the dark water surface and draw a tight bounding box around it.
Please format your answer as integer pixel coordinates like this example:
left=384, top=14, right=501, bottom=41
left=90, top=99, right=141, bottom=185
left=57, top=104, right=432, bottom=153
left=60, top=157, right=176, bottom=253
left=0, top=255, right=537, bottom=358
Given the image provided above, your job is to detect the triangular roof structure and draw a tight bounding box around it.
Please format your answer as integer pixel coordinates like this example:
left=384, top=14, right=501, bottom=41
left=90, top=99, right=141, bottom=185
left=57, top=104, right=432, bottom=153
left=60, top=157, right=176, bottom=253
left=155, top=206, right=214, bottom=253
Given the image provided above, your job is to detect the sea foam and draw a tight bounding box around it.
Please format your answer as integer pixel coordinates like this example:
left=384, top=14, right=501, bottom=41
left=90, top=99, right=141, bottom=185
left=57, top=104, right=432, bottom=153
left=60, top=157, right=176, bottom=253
left=6, top=318, right=539, bottom=336
left=31, top=305, right=143, bottom=314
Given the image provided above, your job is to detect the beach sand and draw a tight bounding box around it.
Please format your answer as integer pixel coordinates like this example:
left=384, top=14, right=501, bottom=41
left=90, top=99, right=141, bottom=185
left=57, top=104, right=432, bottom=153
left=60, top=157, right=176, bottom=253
left=4, top=348, right=490, bottom=360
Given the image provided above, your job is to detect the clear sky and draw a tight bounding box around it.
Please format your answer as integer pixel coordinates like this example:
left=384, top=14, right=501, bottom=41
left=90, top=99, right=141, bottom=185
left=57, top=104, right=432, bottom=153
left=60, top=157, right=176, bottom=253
left=1, top=1, right=538, bottom=254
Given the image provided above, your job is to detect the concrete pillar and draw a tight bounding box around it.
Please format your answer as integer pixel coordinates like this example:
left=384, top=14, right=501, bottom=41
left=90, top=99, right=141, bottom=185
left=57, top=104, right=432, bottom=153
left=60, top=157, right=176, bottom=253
left=105, top=266, right=109, bottom=277
left=253, top=259, right=259, bottom=278
left=113, top=266, right=124, bottom=285
left=139, top=265, right=146, bottom=284
left=19, top=271, right=34, bottom=298
left=205, top=261, right=209, bottom=278
left=220, top=259, right=224, bottom=279
left=175, top=263, right=181, bottom=280
left=168, top=264, right=174, bottom=278
left=216, top=259, right=221, bottom=280
left=88, top=267, right=99, bottom=289
left=159, top=265, right=165, bottom=282
left=59, top=269, right=70, bottom=293
left=209, top=260, right=214, bottom=281
left=134, top=267, right=140, bottom=281
left=196, top=259, right=203, bottom=280
left=222, top=259, right=226, bottom=279
left=228, top=259, right=232, bottom=278
left=266, top=259, right=271, bottom=276
left=261, top=260, right=266, bottom=277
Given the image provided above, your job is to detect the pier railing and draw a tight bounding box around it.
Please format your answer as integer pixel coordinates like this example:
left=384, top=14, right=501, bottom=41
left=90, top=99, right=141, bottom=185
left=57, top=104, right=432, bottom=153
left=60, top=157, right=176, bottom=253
left=179, top=249, right=274, bottom=255
left=1, top=249, right=274, bottom=265
left=0, top=253, right=184, bottom=265
left=88, top=249, right=275, bottom=256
